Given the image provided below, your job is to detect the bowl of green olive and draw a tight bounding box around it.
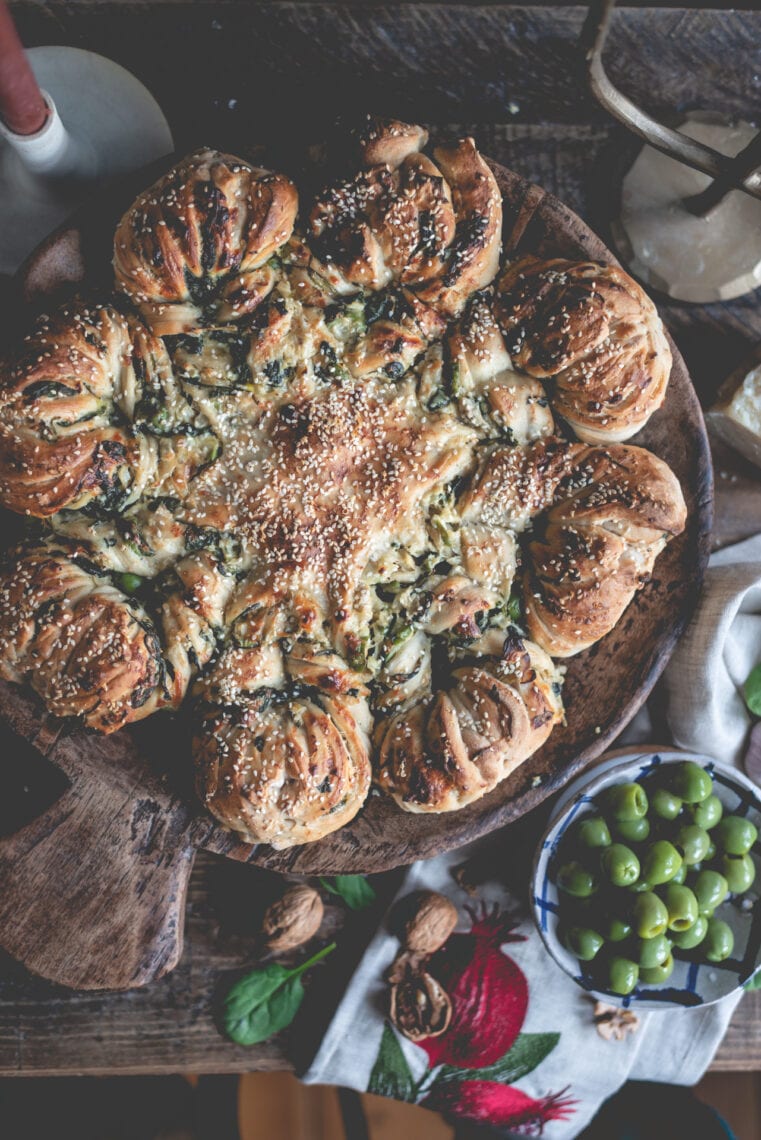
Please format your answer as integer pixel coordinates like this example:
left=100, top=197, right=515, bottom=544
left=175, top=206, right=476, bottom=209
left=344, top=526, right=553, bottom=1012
left=532, top=750, right=761, bottom=1008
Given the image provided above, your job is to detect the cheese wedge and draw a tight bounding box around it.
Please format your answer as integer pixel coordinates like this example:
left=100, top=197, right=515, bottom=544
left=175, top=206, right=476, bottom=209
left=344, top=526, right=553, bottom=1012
left=708, top=361, right=761, bottom=469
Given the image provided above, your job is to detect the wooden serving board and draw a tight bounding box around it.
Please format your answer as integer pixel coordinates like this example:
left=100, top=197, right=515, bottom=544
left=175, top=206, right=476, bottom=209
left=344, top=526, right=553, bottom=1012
left=0, top=154, right=712, bottom=990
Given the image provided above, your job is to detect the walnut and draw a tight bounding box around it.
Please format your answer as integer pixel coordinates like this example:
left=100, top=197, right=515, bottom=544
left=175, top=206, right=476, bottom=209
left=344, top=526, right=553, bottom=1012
left=593, top=1001, right=641, bottom=1042
left=402, top=891, right=458, bottom=954
left=390, top=972, right=452, bottom=1042
left=386, top=949, right=428, bottom=984
left=261, top=885, right=324, bottom=952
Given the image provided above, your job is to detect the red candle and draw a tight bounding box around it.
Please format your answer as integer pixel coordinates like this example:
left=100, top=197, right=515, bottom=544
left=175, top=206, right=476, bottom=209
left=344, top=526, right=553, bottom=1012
left=0, top=1, right=47, bottom=135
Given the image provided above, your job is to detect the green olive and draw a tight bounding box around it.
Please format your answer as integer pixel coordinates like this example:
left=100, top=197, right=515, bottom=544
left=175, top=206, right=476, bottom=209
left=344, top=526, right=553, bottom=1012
left=651, top=788, right=683, bottom=821
left=691, top=795, right=723, bottom=831
left=640, top=954, right=675, bottom=985
left=704, top=917, right=734, bottom=963
left=575, top=816, right=612, bottom=850
left=715, top=815, right=758, bottom=857
left=556, top=861, right=598, bottom=899
left=641, top=840, right=683, bottom=886
left=637, top=932, right=672, bottom=969
left=671, top=915, right=708, bottom=950
left=614, top=816, right=651, bottom=844
left=675, top=825, right=711, bottom=866
left=600, top=844, right=640, bottom=888
left=632, top=891, right=669, bottom=939
left=670, top=761, right=712, bottom=804
left=690, top=870, right=729, bottom=915
left=629, top=879, right=654, bottom=893
left=118, top=572, right=144, bottom=594
left=704, top=839, right=717, bottom=862
left=608, top=956, right=639, bottom=996
left=721, top=853, right=756, bottom=894
left=604, top=782, right=649, bottom=822
left=564, top=926, right=605, bottom=961
left=662, top=883, right=699, bottom=932
left=602, top=916, right=632, bottom=943
left=671, top=863, right=688, bottom=885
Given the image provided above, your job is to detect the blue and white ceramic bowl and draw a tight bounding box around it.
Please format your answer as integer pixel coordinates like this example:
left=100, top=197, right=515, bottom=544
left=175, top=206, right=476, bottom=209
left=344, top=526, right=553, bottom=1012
left=532, top=749, right=761, bottom=1010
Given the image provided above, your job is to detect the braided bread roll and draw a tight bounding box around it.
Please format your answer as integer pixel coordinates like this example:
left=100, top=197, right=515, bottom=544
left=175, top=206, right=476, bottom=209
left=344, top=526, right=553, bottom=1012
left=461, top=437, right=687, bottom=657
left=0, top=542, right=166, bottom=731
left=114, top=149, right=298, bottom=336
left=375, top=631, right=563, bottom=812
left=157, top=550, right=234, bottom=706
left=309, top=124, right=502, bottom=317
left=194, top=641, right=372, bottom=847
left=496, top=256, right=671, bottom=443
left=0, top=303, right=216, bottom=518
left=444, top=291, right=555, bottom=441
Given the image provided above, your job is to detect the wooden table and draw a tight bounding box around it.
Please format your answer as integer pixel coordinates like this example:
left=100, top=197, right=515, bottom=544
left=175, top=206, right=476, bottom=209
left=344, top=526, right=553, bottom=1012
left=2, top=1, right=761, bottom=1076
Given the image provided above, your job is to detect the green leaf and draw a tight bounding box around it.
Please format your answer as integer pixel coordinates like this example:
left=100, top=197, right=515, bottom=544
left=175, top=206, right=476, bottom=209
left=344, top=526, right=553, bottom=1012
left=745, top=664, right=761, bottom=717
left=319, top=875, right=376, bottom=911
left=368, top=1022, right=416, bottom=1101
left=432, top=1032, right=560, bottom=1088
left=223, top=942, right=335, bottom=1046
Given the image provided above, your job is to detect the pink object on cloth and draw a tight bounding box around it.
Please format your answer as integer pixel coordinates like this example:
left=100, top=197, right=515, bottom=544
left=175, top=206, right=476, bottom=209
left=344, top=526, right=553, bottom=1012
left=301, top=843, right=738, bottom=1137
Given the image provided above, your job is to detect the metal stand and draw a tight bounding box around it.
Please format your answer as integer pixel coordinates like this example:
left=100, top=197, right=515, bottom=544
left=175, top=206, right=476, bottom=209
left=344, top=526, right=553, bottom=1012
left=582, top=0, right=761, bottom=302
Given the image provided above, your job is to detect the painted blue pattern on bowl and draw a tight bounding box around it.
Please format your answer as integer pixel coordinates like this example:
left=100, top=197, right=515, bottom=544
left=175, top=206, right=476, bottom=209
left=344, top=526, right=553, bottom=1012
left=531, top=750, right=761, bottom=1010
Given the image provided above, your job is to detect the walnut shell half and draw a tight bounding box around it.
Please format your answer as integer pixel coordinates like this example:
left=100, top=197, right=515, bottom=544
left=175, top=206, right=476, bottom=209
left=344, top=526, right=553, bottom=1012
left=389, top=972, right=452, bottom=1042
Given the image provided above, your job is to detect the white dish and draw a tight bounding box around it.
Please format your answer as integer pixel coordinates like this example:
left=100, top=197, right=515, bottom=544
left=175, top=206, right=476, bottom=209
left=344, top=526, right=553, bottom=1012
left=532, top=749, right=761, bottom=1009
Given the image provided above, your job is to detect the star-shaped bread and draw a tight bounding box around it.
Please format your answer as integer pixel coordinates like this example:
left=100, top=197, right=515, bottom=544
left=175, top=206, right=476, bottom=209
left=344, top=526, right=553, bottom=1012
left=0, top=120, right=685, bottom=848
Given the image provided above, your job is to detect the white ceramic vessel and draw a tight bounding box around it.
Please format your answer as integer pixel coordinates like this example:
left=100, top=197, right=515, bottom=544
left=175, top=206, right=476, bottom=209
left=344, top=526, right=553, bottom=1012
left=532, top=749, right=761, bottom=1010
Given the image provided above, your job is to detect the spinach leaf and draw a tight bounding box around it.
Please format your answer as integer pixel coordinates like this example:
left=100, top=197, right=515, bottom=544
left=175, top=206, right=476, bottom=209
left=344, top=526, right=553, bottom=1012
left=319, top=875, right=376, bottom=911
left=507, top=591, right=522, bottom=624
left=745, top=664, right=761, bottom=717
left=224, top=942, right=335, bottom=1045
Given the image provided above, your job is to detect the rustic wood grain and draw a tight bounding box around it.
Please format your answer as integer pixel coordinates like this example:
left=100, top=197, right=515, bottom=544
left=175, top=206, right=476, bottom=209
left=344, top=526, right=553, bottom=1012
left=0, top=848, right=396, bottom=1076
left=7, top=5, right=760, bottom=157
left=0, top=839, right=754, bottom=1075
left=0, top=686, right=199, bottom=990
left=1, top=1, right=760, bottom=1069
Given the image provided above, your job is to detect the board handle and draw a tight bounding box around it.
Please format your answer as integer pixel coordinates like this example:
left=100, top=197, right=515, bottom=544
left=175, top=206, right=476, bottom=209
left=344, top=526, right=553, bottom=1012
left=0, top=690, right=198, bottom=990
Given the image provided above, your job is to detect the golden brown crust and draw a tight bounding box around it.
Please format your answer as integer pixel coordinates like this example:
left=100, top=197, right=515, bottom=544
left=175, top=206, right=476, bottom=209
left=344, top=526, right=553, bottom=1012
left=462, top=437, right=687, bottom=657
left=375, top=632, right=562, bottom=812
left=496, top=256, right=671, bottom=442
left=0, top=542, right=166, bottom=731
left=114, top=149, right=298, bottom=335
left=445, top=291, right=555, bottom=442
left=413, top=140, right=502, bottom=316
left=157, top=551, right=234, bottom=706
left=309, top=129, right=501, bottom=315
left=0, top=303, right=216, bottom=518
left=193, top=642, right=371, bottom=847
left=356, top=117, right=430, bottom=169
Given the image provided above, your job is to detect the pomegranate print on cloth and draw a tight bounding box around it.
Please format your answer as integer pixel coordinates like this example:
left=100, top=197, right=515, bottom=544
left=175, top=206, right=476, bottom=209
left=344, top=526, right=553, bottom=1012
left=369, top=905, right=575, bottom=1136
left=301, top=842, right=738, bottom=1135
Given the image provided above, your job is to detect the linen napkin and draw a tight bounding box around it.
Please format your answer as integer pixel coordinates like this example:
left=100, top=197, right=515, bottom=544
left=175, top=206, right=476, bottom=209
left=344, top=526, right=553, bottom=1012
left=302, top=534, right=761, bottom=1135
left=664, top=532, right=761, bottom=767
